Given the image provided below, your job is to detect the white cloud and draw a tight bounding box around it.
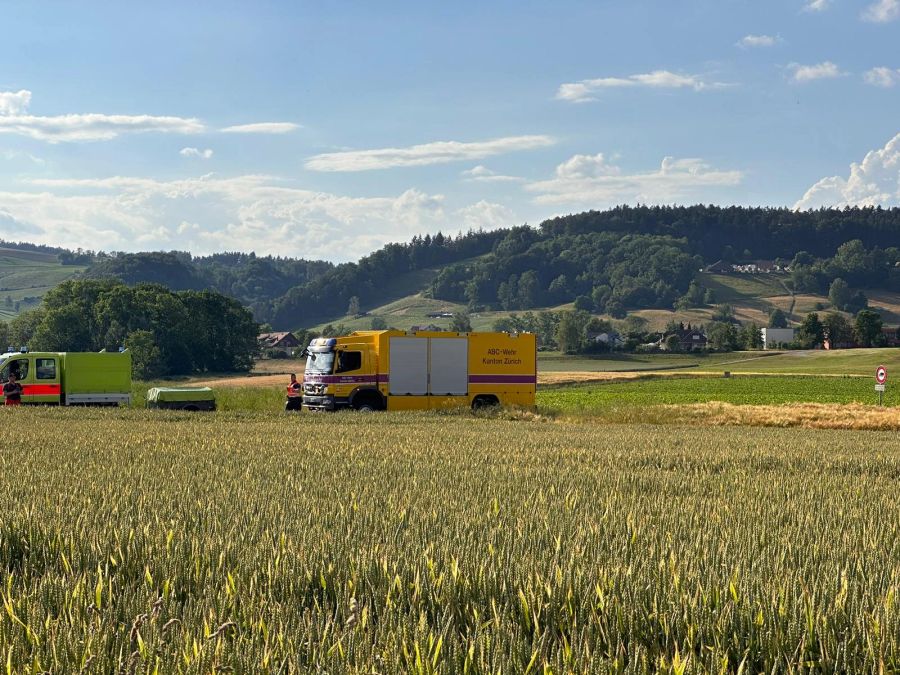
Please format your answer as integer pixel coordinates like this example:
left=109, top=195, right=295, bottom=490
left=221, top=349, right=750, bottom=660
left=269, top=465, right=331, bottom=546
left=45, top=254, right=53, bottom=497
left=180, top=147, right=214, bottom=159
left=736, top=34, right=779, bottom=48
left=556, top=70, right=724, bottom=103
left=0, top=90, right=31, bottom=115
left=0, top=173, right=515, bottom=261
left=220, top=122, right=300, bottom=134
left=864, top=67, right=900, bottom=87
left=795, top=133, right=900, bottom=209
left=526, top=153, right=742, bottom=206
left=788, top=61, right=843, bottom=82
left=456, top=200, right=516, bottom=229
left=0, top=89, right=204, bottom=142
left=306, top=135, right=554, bottom=172
left=803, top=0, right=831, bottom=12
left=553, top=153, right=622, bottom=179
left=862, top=0, right=900, bottom=22
left=0, top=114, right=205, bottom=142
left=460, top=165, right=523, bottom=183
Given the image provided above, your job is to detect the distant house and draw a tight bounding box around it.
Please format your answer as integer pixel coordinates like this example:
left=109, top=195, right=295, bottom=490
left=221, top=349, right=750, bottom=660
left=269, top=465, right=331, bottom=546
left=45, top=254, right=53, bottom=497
left=587, top=330, right=624, bottom=348
left=760, top=327, right=795, bottom=349
left=258, top=331, right=301, bottom=356
left=678, top=329, right=708, bottom=351
left=882, top=326, right=900, bottom=347
left=661, top=326, right=708, bottom=351
left=707, top=259, right=788, bottom=275
left=426, top=311, right=455, bottom=318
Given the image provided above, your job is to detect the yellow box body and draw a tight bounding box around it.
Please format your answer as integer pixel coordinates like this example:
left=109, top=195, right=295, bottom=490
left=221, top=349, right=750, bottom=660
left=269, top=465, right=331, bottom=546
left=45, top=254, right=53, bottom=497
left=301, top=330, right=535, bottom=411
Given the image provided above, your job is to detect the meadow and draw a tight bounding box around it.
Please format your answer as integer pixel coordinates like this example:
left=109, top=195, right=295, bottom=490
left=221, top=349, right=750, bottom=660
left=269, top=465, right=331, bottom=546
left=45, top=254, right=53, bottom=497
left=539, top=374, right=888, bottom=412
left=3, top=409, right=900, bottom=672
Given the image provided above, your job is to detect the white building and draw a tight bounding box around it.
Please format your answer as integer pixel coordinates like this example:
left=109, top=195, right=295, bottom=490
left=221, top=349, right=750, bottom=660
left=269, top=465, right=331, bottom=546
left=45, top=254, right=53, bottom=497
left=760, top=327, right=795, bottom=349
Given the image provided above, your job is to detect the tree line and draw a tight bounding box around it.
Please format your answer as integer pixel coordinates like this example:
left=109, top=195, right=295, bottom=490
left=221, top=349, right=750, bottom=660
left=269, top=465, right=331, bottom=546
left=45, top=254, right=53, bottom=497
left=541, top=205, right=900, bottom=261
left=497, top=305, right=890, bottom=356
left=0, top=280, right=258, bottom=378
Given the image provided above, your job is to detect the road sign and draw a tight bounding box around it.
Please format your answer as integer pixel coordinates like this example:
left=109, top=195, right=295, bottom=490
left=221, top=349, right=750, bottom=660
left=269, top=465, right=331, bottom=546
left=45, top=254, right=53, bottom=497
left=875, top=384, right=886, bottom=392
left=876, top=365, right=887, bottom=385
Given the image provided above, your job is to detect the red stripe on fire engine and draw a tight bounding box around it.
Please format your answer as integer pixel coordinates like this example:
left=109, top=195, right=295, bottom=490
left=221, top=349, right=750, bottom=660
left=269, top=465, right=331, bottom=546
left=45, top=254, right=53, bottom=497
left=22, top=384, right=61, bottom=396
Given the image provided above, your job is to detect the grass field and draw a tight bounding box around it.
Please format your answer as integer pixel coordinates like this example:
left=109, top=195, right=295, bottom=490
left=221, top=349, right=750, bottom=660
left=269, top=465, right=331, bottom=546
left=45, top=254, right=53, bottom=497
left=3, top=409, right=900, bottom=672
left=540, top=374, right=889, bottom=412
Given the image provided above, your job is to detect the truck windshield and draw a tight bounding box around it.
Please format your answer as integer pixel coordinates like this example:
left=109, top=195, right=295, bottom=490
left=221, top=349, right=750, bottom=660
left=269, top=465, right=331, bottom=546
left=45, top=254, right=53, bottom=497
left=305, top=352, right=335, bottom=375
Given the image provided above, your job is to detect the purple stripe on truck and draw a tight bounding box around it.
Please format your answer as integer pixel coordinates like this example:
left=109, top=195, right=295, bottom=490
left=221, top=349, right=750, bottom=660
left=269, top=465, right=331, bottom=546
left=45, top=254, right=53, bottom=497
left=468, top=374, right=537, bottom=384
left=303, top=374, right=389, bottom=384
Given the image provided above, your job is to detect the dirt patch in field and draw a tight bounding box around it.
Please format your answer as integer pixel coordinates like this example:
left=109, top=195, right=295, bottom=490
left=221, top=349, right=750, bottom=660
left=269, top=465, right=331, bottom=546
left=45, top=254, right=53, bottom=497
left=193, top=374, right=289, bottom=389
left=665, top=402, right=900, bottom=430
left=538, top=371, right=650, bottom=385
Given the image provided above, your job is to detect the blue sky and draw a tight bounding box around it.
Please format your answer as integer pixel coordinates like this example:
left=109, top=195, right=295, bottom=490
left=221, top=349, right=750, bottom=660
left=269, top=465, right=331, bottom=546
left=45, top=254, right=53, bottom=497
left=0, top=0, right=898, bottom=261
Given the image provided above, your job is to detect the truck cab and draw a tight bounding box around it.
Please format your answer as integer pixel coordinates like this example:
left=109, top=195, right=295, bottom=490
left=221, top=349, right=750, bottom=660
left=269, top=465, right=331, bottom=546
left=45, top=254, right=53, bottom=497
left=301, top=337, right=383, bottom=411
left=0, top=351, right=61, bottom=404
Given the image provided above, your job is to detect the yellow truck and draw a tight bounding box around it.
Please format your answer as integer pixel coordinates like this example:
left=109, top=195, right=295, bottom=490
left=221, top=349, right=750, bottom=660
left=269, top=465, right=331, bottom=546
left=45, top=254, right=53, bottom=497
left=301, top=330, right=535, bottom=411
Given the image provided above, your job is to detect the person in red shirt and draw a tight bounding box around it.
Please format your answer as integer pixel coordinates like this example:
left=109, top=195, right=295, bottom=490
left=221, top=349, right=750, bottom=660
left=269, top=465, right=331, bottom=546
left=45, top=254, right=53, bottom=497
left=285, top=373, right=302, bottom=411
left=3, top=371, right=23, bottom=406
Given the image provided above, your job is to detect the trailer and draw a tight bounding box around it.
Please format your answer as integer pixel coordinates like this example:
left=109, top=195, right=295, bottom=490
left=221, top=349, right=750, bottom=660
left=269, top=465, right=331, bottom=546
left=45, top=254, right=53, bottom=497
left=301, top=330, right=536, bottom=411
left=0, top=349, right=131, bottom=405
left=146, top=387, right=216, bottom=411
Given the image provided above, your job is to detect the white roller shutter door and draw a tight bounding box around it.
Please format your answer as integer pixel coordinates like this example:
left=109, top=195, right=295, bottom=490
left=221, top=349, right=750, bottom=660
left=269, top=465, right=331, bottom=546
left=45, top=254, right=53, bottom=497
left=429, top=338, right=468, bottom=395
left=388, top=337, right=428, bottom=395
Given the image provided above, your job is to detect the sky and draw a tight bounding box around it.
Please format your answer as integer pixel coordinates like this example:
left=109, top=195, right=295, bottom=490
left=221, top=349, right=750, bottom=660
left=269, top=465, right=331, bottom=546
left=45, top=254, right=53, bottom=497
left=0, top=0, right=898, bottom=262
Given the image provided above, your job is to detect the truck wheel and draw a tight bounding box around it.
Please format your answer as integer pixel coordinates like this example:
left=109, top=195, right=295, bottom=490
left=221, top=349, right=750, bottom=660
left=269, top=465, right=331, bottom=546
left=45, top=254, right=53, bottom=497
left=352, top=392, right=383, bottom=412
left=472, top=395, right=500, bottom=410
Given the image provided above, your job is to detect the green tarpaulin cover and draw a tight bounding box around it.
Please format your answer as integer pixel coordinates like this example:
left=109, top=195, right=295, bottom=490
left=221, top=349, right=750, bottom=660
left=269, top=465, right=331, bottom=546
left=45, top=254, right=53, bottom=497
left=147, top=387, right=215, bottom=403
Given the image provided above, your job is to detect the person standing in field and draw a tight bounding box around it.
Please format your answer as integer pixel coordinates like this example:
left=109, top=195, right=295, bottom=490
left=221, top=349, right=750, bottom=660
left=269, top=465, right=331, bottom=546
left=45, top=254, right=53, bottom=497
left=285, top=373, right=302, bottom=411
left=3, top=371, right=23, bottom=406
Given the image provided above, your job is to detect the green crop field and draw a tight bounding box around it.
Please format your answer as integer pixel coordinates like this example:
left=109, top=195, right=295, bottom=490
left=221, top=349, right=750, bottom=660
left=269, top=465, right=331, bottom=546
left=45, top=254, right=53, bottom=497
left=539, top=374, right=889, bottom=413
left=3, top=409, right=900, bottom=672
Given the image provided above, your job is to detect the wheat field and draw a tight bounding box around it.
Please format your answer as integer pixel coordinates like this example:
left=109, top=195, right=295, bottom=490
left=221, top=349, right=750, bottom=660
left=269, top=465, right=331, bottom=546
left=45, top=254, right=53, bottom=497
left=2, top=408, right=900, bottom=672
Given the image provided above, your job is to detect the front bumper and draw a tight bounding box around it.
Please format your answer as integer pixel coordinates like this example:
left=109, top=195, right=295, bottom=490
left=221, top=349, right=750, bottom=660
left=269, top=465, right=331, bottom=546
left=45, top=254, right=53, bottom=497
left=302, top=394, right=349, bottom=411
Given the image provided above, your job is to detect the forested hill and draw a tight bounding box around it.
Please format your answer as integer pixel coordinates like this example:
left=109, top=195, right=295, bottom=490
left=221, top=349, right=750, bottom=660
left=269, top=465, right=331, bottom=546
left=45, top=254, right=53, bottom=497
left=12, top=204, right=900, bottom=329
left=267, top=205, right=900, bottom=328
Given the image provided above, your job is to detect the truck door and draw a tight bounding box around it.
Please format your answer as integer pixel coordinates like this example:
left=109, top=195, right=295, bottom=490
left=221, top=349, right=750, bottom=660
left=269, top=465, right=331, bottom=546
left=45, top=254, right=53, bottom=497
left=32, top=356, right=61, bottom=404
